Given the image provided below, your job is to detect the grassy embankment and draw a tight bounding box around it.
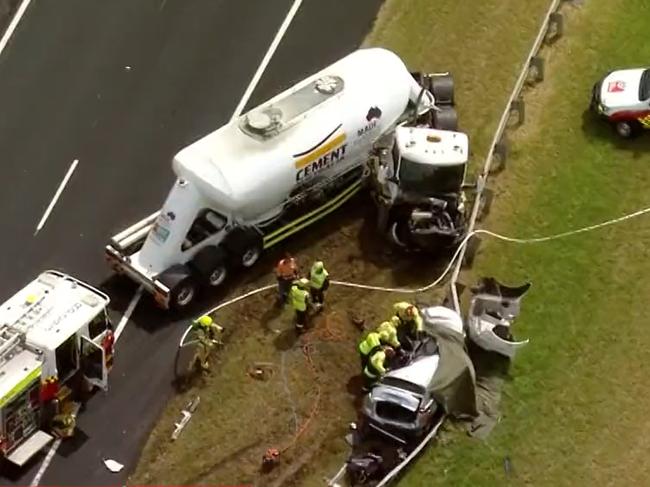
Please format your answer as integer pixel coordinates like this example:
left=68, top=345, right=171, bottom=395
left=130, top=0, right=557, bottom=485
left=401, top=0, right=650, bottom=485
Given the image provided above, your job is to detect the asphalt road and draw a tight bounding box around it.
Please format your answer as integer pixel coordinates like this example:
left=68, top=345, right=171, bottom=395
left=0, top=0, right=382, bottom=484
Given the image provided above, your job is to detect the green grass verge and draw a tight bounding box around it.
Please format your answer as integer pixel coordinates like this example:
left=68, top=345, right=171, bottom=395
left=364, top=0, right=552, bottom=162
left=402, top=0, right=650, bottom=485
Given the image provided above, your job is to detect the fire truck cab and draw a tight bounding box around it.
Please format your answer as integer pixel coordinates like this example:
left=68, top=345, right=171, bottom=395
left=0, top=271, right=112, bottom=467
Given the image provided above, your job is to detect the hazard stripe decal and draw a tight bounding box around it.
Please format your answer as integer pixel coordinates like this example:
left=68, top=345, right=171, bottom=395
left=263, top=178, right=362, bottom=248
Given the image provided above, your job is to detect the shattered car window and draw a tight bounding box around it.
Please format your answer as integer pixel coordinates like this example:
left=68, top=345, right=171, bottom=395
left=376, top=401, right=418, bottom=423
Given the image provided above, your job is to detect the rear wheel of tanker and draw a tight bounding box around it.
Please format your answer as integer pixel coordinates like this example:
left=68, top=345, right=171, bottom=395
left=429, top=74, right=455, bottom=106
left=241, top=244, right=262, bottom=268
left=223, top=227, right=263, bottom=269
left=159, top=264, right=199, bottom=309
left=433, top=106, right=458, bottom=131
left=191, top=246, right=229, bottom=288
left=172, top=278, right=197, bottom=308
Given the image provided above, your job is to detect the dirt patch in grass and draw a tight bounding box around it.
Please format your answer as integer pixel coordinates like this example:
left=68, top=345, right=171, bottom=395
left=131, top=0, right=560, bottom=484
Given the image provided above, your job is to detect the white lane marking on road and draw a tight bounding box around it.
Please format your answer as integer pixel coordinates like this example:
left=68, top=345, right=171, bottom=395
left=115, top=285, right=143, bottom=342
left=0, top=0, right=32, bottom=57
left=229, top=0, right=303, bottom=121
left=30, top=438, right=61, bottom=486
left=115, top=0, right=303, bottom=337
left=28, top=2, right=302, bottom=485
left=34, top=159, right=79, bottom=236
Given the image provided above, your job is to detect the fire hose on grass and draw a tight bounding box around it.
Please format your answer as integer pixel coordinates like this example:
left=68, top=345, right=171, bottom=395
left=263, top=314, right=348, bottom=469
left=175, top=202, right=650, bottom=468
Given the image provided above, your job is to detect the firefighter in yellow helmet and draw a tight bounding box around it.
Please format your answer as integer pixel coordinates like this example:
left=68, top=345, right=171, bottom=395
left=51, top=412, right=76, bottom=438
left=192, top=315, right=224, bottom=370
left=363, top=346, right=396, bottom=390
left=289, top=278, right=312, bottom=332
left=391, top=302, right=424, bottom=343
left=376, top=320, right=400, bottom=349
left=309, top=260, right=330, bottom=306
left=358, top=324, right=401, bottom=373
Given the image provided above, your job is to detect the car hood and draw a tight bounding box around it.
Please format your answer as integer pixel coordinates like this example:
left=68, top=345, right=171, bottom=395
left=600, top=69, right=645, bottom=107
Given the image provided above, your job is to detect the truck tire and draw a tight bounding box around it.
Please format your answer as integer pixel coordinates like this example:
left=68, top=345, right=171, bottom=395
left=410, top=71, right=424, bottom=87
left=158, top=264, right=198, bottom=309
left=429, top=74, right=455, bottom=106
left=222, top=227, right=263, bottom=268
left=190, top=246, right=228, bottom=288
left=433, top=107, right=458, bottom=131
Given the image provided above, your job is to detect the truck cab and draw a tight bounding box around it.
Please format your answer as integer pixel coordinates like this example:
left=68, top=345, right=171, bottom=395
left=0, top=271, right=112, bottom=467
left=369, top=125, right=470, bottom=251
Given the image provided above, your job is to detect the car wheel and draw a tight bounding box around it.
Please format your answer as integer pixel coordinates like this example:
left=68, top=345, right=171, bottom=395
left=615, top=120, right=640, bottom=138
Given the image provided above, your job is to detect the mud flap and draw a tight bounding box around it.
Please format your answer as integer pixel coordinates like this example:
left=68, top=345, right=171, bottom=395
left=466, top=277, right=531, bottom=358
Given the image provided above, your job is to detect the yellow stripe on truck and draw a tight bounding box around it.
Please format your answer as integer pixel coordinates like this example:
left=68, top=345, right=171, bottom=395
left=263, top=179, right=362, bottom=249
left=294, top=133, right=347, bottom=169
left=0, top=366, right=41, bottom=408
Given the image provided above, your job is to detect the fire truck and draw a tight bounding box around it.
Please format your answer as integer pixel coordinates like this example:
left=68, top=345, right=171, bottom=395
left=0, top=271, right=113, bottom=467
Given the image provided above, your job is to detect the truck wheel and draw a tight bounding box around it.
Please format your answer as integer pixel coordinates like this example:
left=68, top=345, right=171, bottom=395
left=615, top=120, right=640, bottom=139
left=191, top=246, right=228, bottom=288
left=159, top=264, right=198, bottom=309
left=222, top=227, right=264, bottom=268
left=241, top=241, right=262, bottom=268
left=429, top=74, right=455, bottom=106
left=433, top=107, right=458, bottom=131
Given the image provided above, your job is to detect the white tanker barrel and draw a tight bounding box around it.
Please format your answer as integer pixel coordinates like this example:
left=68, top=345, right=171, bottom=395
left=140, top=48, right=431, bottom=273
left=176, top=48, right=431, bottom=220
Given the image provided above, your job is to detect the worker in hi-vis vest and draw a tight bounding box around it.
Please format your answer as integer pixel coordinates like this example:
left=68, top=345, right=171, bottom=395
left=309, top=260, right=330, bottom=305
left=290, top=278, right=312, bottom=332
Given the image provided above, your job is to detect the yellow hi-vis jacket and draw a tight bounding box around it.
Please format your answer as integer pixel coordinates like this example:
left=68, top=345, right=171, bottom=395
left=309, top=262, right=329, bottom=289
left=290, top=284, right=309, bottom=312
left=392, top=302, right=423, bottom=332
left=364, top=350, right=388, bottom=378
left=358, top=332, right=382, bottom=356
left=377, top=321, right=400, bottom=348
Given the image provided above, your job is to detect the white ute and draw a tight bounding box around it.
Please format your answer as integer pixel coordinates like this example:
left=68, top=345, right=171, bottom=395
left=0, top=271, right=112, bottom=467
left=106, top=47, right=468, bottom=309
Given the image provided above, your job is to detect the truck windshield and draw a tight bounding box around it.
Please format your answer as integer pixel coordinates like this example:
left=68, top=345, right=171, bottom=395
left=640, top=69, right=650, bottom=100
left=398, top=158, right=465, bottom=195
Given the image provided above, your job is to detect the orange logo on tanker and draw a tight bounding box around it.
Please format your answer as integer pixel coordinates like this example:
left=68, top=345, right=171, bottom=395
left=293, top=124, right=347, bottom=181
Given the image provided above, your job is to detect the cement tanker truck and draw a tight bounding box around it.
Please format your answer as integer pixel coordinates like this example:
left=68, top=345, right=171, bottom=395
left=105, top=47, right=469, bottom=309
